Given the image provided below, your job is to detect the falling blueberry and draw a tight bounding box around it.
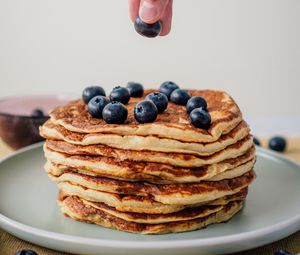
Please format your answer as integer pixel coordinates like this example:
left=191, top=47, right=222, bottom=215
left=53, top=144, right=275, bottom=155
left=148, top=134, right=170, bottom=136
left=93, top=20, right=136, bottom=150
left=269, top=136, right=287, bottom=152
left=134, top=16, right=162, bottom=38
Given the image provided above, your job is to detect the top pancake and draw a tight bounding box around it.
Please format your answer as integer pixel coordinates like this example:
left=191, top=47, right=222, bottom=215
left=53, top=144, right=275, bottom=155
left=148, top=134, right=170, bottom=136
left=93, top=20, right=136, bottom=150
left=50, top=89, right=242, bottom=143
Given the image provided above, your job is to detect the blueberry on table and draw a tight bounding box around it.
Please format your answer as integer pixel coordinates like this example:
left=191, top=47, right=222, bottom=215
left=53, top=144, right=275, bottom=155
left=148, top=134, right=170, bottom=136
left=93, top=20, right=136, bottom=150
left=170, top=89, right=191, bottom=105
left=31, top=108, right=45, bottom=117
left=253, top=137, right=261, bottom=146
left=146, top=92, right=168, bottom=113
left=186, top=96, right=208, bottom=114
left=189, top=108, right=211, bottom=130
left=102, top=101, right=128, bottom=124
left=269, top=136, right=287, bottom=152
left=134, top=100, right=158, bottom=123
left=88, top=95, right=109, bottom=118
left=126, top=82, right=144, bottom=97
left=109, top=86, right=130, bottom=105
left=15, top=250, right=38, bottom=255
left=273, top=250, right=292, bottom=255
left=82, top=86, right=106, bottom=104
left=134, top=16, right=162, bottom=38
left=159, top=81, right=179, bottom=99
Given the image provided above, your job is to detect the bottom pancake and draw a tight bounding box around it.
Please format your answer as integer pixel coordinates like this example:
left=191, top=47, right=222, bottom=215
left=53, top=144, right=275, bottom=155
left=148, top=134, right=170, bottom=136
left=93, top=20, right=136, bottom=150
left=59, top=196, right=244, bottom=234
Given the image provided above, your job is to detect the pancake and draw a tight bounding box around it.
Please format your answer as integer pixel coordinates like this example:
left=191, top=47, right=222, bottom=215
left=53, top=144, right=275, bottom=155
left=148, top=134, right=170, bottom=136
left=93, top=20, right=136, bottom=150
left=48, top=169, right=256, bottom=205
left=58, top=183, right=248, bottom=214
left=59, top=196, right=244, bottom=234
left=50, top=90, right=242, bottom=143
left=45, top=137, right=254, bottom=168
left=58, top=182, right=186, bottom=214
left=40, top=120, right=249, bottom=156
left=47, top=137, right=257, bottom=170
left=44, top=136, right=254, bottom=172
left=82, top=195, right=244, bottom=224
left=45, top=150, right=256, bottom=183
left=79, top=199, right=224, bottom=224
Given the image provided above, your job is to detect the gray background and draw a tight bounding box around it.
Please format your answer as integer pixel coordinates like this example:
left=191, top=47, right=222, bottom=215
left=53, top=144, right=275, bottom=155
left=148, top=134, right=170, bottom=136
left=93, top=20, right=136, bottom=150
left=0, top=0, right=299, bottom=134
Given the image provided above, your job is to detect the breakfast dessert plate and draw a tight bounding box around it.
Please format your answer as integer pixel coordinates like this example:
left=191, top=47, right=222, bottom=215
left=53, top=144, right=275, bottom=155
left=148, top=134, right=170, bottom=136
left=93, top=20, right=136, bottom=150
left=0, top=143, right=300, bottom=255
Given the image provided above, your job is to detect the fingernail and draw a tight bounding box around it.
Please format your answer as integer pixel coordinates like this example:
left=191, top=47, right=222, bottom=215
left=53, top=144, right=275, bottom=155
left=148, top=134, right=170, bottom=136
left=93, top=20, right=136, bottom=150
left=139, top=1, right=158, bottom=23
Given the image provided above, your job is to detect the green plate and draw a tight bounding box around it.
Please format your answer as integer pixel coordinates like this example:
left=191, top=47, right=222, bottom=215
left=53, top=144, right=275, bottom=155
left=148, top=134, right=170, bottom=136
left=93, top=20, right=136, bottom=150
left=0, top=143, right=300, bottom=255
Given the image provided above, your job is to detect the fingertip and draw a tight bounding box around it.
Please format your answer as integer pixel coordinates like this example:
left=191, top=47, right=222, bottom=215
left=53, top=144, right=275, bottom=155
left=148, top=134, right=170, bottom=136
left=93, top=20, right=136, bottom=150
left=139, top=0, right=169, bottom=24
left=128, top=0, right=140, bottom=22
left=159, top=0, right=172, bottom=36
left=159, top=28, right=171, bottom=36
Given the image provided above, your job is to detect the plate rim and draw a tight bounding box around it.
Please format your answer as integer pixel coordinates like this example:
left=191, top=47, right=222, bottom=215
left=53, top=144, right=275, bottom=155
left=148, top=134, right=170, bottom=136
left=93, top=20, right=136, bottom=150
left=0, top=143, right=300, bottom=249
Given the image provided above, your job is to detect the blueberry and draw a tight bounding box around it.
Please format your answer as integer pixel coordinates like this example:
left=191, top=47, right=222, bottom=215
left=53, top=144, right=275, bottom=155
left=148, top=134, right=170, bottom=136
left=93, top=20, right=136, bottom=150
left=273, top=250, right=292, bottom=255
left=31, top=108, right=45, bottom=117
left=190, top=108, right=211, bottom=130
left=102, top=101, right=128, bottom=124
left=170, top=89, right=191, bottom=105
left=82, top=86, right=106, bottom=104
left=146, top=92, right=168, bottom=113
left=87, top=96, right=109, bottom=118
left=126, top=82, right=144, bottom=97
left=186, top=96, right=208, bottom=114
left=109, top=86, right=130, bottom=104
left=134, top=16, right=162, bottom=38
left=253, top=137, right=261, bottom=146
left=159, top=81, right=179, bottom=99
left=134, top=100, right=158, bottom=123
left=269, top=136, right=287, bottom=152
left=15, top=250, right=38, bottom=255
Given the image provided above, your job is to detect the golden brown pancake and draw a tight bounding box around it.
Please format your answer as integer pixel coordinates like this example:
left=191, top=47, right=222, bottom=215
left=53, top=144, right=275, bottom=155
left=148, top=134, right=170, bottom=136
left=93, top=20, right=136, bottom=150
left=83, top=195, right=245, bottom=224
left=40, top=120, right=249, bottom=156
left=44, top=136, right=254, bottom=170
left=49, top=90, right=242, bottom=143
left=44, top=147, right=255, bottom=183
left=58, top=185, right=248, bottom=214
left=59, top=195, right=244, bottom=234
left=45, top=138, right=256, bottom=170
left=48, top=168, right=256, bottom=205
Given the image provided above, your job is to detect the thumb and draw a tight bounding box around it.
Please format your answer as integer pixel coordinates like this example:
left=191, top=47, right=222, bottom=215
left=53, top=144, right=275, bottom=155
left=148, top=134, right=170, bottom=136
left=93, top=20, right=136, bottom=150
left=139, top=0, right=169, bottom=24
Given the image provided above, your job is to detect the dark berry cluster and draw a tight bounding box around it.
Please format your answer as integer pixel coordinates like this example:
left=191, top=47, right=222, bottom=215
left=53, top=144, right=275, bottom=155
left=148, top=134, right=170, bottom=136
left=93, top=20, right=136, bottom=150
left=159, top=81, right=211, bottom=130
left=83, top=82, right=211, bottom=130
left=83, top=82, right=145, bottom=124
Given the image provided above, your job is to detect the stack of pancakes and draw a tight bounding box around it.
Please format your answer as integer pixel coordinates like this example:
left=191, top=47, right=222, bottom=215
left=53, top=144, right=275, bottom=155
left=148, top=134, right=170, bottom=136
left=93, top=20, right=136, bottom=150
left=40, top=89, right=256, bottom=234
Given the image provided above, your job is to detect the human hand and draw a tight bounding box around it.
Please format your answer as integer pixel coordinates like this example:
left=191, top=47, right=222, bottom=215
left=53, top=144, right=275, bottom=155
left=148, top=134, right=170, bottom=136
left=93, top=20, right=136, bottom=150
left=128, top=0, right=173, bottom=36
